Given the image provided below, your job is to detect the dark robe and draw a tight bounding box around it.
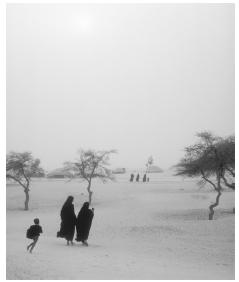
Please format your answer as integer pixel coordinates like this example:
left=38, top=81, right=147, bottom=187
left=76, top=205, right=94, bottom=242
left=130, top=174, right=134, bottom=182
left=57, top=203, right=76, bottom=241
left=143, top=174, right=147, bottom=182
left=136, top=174, right=140, bottom=182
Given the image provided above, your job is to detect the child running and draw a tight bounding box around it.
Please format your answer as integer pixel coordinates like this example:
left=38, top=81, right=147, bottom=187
left=26, top=218, right=43, bottom=253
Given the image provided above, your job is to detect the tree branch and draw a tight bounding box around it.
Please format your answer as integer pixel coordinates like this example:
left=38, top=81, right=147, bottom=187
left=225, top=166, right=235, bottom=178
left=21, top=168, right=30, bottom=190
left=6, top=174, right=26, bottom=189
left=200, top=170, right=218, bottom=191
left=222, top=174, right=235, bottom=190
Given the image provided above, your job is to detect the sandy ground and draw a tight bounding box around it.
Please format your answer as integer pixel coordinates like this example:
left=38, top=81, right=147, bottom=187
left=6, top=175, right=235, bottom=279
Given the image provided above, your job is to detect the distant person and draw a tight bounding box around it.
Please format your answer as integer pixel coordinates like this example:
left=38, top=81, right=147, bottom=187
left=147, top=177, right=149, bottom=182
left=143, top=174, right=147, bottom=182
left=130, top=173, right=134, bottom=182
left=135, top=173, right=139, bottom=182
left=57, top=196, right=76, bottom=245
left=26, top=218, right=43, bottom=253
left=76, top=202, right=94, bottom=246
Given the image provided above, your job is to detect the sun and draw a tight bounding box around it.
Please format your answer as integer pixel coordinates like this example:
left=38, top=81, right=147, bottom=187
left=72, top=14, right=93, bottom=34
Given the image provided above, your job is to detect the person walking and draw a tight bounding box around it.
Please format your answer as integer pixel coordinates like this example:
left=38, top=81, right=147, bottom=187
left=130, top=173, right=134, bottom=182
left=136, top=173, right=140, bottom=182
left=143, top=174, right=147, bottom=182
left=26, top=218, right=43, bottom=253
left=75, top=202, right=94, bottom=246
left=57, top=196, right=76, bottom=245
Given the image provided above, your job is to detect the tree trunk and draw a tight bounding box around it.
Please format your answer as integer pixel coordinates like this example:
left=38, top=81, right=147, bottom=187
left=87, top=182, right=93, bottom=206
left=209, top=188, right=222, bottom=220
left=24, top=188, right=30, bottom=210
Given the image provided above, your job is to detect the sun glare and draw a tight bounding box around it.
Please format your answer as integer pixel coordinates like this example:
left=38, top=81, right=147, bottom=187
left=72, top=14, right=93, bottom=34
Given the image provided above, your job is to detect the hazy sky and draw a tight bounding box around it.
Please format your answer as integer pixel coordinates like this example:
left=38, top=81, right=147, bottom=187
left=7, top=4, right=235, bottom=171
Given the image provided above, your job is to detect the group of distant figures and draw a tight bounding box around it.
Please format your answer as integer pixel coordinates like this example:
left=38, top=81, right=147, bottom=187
left=26, top=196, right=94, bottom=253
left=130, top=173, right=149, bottom=182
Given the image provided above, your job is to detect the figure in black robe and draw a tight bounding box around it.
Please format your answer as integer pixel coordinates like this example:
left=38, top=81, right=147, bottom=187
left=130, top=174, right=134, bottom=182
left=143, top=174, right=147, bottom=182
left=76, top=202, right=94, bottom=246
left=57, top=196, right=76, bottom=245
left=136, top=173, right=140, bottom=182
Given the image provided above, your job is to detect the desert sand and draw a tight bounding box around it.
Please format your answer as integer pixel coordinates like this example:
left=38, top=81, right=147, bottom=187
left=6, top=173, right=235, bottom=279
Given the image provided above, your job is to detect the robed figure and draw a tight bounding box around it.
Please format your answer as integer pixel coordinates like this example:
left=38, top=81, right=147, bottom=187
left=76, top=202, right=94, bottom=246
left=57, top=196, right=76, bottom=245
left=136, top=173, right=140, bottom=182
left=130, top=173, right=134, bottom=182
left=143, top=174, right=147, bottom=182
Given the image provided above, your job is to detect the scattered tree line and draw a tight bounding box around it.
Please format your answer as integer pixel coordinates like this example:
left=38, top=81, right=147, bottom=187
left=6, top=149, right=116, bottom=210
left=6, top=132, right=235, bottom=220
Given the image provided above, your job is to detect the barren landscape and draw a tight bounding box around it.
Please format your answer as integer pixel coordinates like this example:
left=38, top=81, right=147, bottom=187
left=6, top=173, right=235, bottom=279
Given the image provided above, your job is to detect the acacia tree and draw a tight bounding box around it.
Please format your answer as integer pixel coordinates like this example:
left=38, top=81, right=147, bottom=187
left=6, top=152, right=44, bottom=210
left=65, top=149, right=116, bottom=205
left=175, top=132, right=235, bottom=220
left=216, top=136, right=235, bottom=190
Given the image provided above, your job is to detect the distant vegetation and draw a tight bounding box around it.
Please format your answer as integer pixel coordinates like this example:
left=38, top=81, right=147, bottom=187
left=147, top=165, right=163, bottom=173
left=112, top=168, right=126, bottom=174
left=175, top=131, right=235, bottom=220
left=6, top=152, right=44, bottom=210
left=145, top=156, right=154, bottom=173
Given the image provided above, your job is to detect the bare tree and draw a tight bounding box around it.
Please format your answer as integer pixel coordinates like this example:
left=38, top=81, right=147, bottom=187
left=65, top=149, right=117, bottom=205
left=146, top=155, right=154, bottom=173
left=6, top=152, right=44, bottom=210
left=175, top=132, right=235, bottom=220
